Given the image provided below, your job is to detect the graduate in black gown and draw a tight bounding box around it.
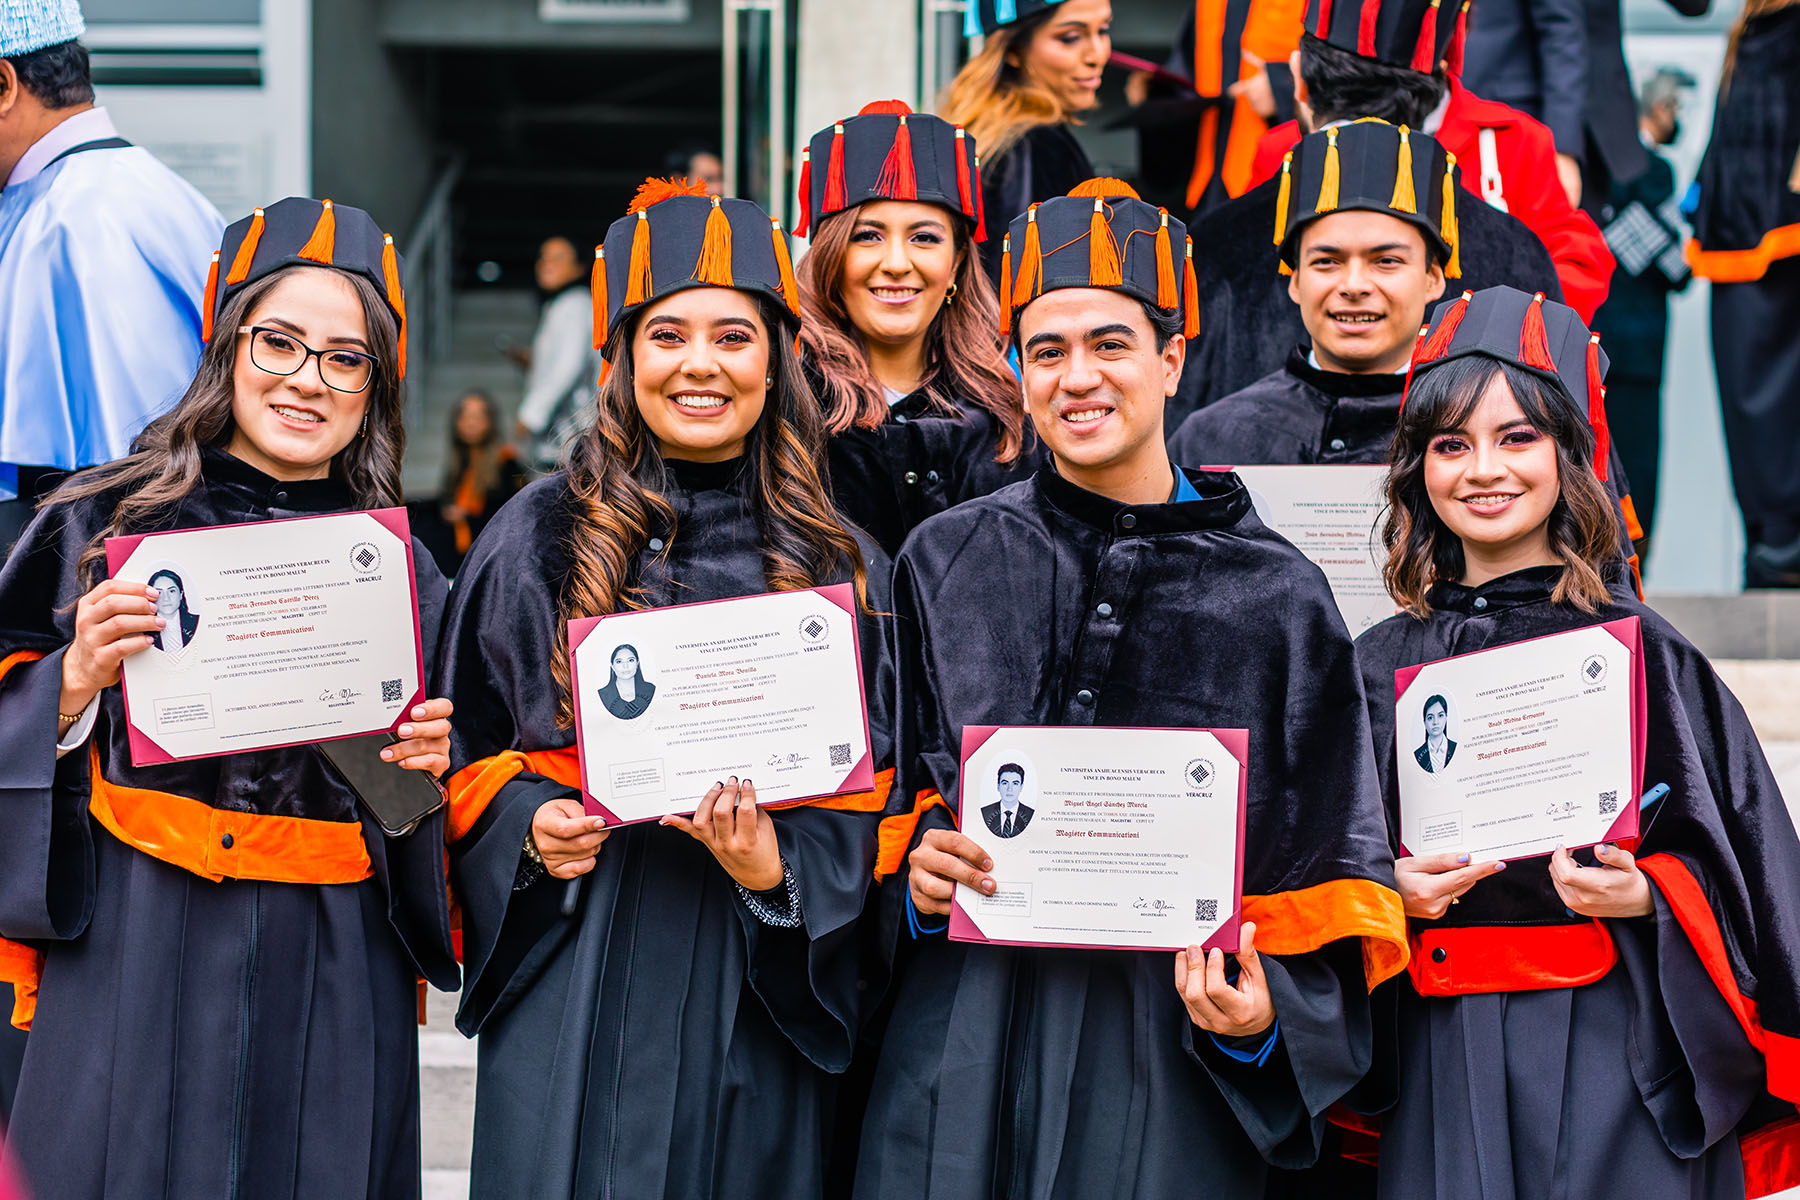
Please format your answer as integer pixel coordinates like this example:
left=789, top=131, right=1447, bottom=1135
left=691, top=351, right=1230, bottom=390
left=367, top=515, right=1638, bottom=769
left=1169, top=118, right=1450, bottom=468
left=854, top=178, right=1410, bottom=1200
left=1355, top=286, right=1800, bottom=1199
left=0, top=197, right=460, bottom=1199
left=795, top=101, right=1035, bottom=557
left=1174, top=4, right=1565, bottom=424
left=440, top=178, right=897, bottom=1200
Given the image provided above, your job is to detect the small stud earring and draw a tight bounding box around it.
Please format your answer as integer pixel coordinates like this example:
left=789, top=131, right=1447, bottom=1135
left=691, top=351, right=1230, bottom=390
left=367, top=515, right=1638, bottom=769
left=765, top=375, right=774, bottom=387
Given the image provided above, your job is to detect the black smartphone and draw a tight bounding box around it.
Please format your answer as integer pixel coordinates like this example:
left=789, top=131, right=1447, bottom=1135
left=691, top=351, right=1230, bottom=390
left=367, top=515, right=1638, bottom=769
left=317, top=733, right=446, bottom=837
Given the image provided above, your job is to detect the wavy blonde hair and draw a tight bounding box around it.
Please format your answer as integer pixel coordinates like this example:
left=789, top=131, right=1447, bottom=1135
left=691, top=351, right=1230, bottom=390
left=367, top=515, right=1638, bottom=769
left=939, top=11, right=1071, bottom=162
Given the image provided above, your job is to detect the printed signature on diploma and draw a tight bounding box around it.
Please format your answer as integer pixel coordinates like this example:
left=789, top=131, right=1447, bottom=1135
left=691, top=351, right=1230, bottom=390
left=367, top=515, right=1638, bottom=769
left=319, top=686, right=364, bottom=703
left=767, top=751, right=811, bottom=767
left=1544, top=799, right=1582, bottom=819
left=1133, top=897, right=1176, bottom=913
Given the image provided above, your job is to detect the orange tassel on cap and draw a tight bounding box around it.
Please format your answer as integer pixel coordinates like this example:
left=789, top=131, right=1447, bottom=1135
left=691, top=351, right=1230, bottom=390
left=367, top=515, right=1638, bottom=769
left=1155, top=210, right=1178, bottom=308
left=591, top=245, right=607, bottom=350
left=297, top=199, right=336, bottom=264
left=876, top=115, right=918, bottom=201
left=382, top=233, right=407, bottom=378
left=1182, top=237, right=1200, bottom=340
left=694, top=196, right=734, bottom=287
left=225, top=207, right=264, bottom=285
left=823, top=123, right=847, bottom=212
left=1411, top=0, right=1442, bottom=73
left=625, top=210, right=653, bottom=307
left=1087, top=197, right=1122, bottom=287
left=1587, top=333, right=1609, bottom=479
left=955, top=128, right=976, bottom=230
left=771, top=218, right=801, bottom=317
left=1520, top=292, right=1555, bottom=371
left=1417, top=290, right=1470, bottom=362
left=200, top=251, right=220, bottom=342
left=1012, top=205, right=1042, bottom=308
left=998, top=233, right=1013, bottom=338
left=794, top=147, right=813, bottom=238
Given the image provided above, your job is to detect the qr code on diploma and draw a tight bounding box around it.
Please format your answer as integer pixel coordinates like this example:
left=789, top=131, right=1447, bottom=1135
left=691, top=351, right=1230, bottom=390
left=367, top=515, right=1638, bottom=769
left=1598, top=790, right=1618, bottom=816
left=829, top=742, right=853, bottom=767
left=382, top=678, right=404, bottom=704
left=1195, top=898, right=1219, bottom=923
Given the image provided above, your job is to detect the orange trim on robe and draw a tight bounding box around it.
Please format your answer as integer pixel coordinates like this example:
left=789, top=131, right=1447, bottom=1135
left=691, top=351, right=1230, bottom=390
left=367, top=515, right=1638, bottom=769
left=86, top=746, right=372, bottom=885
left=1743, top=1115, right=1800, bottom=1200
left=0, top=648, right=47, bottom=689
left=1687, top=223, right=1800, bottom=284
left=1242, top=877, right=1410, bottom=989
left=1621, top=493, right=1645, bottom=544
left=445, top=747, right=580, bottom=844
left=874, top=788, right=952, bottom=883
left=769, top=768, right=895, bottom=814
left=1639, top=853, right=1800, bottom=1103
left=1407, top=920, right=1617, bottom=996
left=1222, top=0, right=1307, bottom=197
left=0, top=936, right=42, bottom=1030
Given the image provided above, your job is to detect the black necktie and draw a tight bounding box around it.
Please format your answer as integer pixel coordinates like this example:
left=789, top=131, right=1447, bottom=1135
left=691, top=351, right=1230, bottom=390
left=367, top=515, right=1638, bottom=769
left=1003, top=813, right=1013, bottom=837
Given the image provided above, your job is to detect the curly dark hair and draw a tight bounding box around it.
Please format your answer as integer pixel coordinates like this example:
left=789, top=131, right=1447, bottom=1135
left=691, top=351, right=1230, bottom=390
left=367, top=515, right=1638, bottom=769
left=1297, top=34, right=1445, bottom=128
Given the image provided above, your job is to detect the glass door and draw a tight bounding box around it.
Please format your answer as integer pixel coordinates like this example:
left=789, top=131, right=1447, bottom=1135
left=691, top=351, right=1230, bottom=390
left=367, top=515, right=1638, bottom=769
left=722, top=0, right=797, bottom=222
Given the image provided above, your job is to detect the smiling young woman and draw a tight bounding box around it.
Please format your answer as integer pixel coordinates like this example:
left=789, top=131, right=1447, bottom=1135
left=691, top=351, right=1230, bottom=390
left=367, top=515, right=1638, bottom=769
left=0, top=197, right=459, bottom=1200
left=795, top=102, right=1031, bottom=554
left=436, top=178, right=897, bottom=1200
left=1353, top=286, right=1800, bottom=1200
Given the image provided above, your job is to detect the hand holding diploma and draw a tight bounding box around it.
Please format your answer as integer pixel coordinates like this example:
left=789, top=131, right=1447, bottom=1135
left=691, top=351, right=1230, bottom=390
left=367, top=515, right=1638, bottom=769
left=60, top=579, right=164, bottom=717
left=1176, top=920, right=1274, bottom=1038
left=532, top=798, right=612, bottom=879
left=382, top=698, right=455, bottom=776
left=908, top=828, right=996, bottom=917
left=661, top=777, right=784, bottom=892
left=1550, top=843, right=1653, bottom=918
left=1394, top=852, right=1508, bottom=919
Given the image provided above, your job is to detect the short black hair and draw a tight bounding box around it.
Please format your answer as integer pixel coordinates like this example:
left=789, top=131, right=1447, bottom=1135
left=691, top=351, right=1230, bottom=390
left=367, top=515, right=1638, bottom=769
left=7, top=40, right=93, bottom=110
left=997, top=763, right=1025, bottom=784
left=1424, top=694, right=1449, bottom=719
left=1297, top=34, right=1443, bottom=128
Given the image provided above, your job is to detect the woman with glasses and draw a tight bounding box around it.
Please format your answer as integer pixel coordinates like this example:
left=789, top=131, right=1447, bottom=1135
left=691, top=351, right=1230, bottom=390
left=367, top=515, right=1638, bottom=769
left=0, top=198, right=459, bottom=1200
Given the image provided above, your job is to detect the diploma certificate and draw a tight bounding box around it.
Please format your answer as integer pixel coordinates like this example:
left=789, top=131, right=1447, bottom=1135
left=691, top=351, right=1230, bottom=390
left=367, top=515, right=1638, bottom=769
left=569, top=584, right=874, bottom=825
left=106, top=509, right=426, bottom=766
left=1226, top=465, right=1394, bottom=635
left=949, top=725, right=1246, bottom=953
left=1395, top=618, right=1646, bottom=861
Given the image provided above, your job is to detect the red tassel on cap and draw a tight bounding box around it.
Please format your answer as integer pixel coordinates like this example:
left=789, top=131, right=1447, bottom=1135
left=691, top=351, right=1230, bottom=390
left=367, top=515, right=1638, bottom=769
left=694, top=196, right=735, bottom=287
left=1587, top=333, right=1609, bottom=479
left=1411, top=0, right=1442, bottom=73
left=1447, top=0, right=1469, bottom=75
left=1316, top=0, right=1334, bottom=39
left=591, top=245, right=607, bottom=350
left=200, top=251, right=220, bottom=342
left=1417, top=290, right=1470, bottom=362
left=1182, top=237, right=1200, bottom=340
left=823, top=123, right=847, bottom=213
left=1400, top=324, right=1431, bottom=412
left=1357, top=0, right=1380, bottom=56
left=955, top=128, right=976, bottom=229
left=794, top=147, right=812, bottom=238
left=876, top=115, right=918, bottom=201
left=771, top=218, right=801, bottom=317
left=1519, top=292, right=1555, bottom=371
left=972, top=153, right=988, bottom=243
left=382, top=233, right=407, bottom=378
left=225, top=207, right=264, bottom=285
left=1012, top=205, right=1042, bottom=308
left=297, top=199, right=336, bottom=264
left=998, top=233, right=1013, bottom=338
left=1154, top=210, right=1178, bottom=308
left=625, top=211, right=653, bottom=307
left=1087, top=197, right=1122, bottom=286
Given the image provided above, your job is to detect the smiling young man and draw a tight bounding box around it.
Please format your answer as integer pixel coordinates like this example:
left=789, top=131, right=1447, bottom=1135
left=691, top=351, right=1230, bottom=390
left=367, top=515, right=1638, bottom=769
left=854, top=180, right=1407, bottom=1200
left=1169, top=120, right=1450, bottom=467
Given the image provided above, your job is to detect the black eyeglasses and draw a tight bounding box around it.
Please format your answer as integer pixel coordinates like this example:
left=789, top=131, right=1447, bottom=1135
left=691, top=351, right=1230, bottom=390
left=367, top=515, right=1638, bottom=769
left=237, top=325, right=379, bottom=394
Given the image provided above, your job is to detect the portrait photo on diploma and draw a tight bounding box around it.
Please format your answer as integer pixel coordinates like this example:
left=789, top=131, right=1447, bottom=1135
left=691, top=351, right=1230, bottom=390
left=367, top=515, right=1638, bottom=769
left=949, top=725, right=1247, bottom=955
left=105, top=509, right=426, bottom=766
left=1395, top=618, right=1647, bottom=863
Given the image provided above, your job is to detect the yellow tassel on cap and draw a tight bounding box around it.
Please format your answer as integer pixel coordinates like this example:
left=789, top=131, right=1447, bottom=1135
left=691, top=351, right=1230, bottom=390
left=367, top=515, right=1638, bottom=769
left=1012, top=205, right=1042, bottom=308
left=1442, top=152, right=1461, bottom=278
left=1315, top=128, right=1340, bottom=214
left=1088, top=196, right=1122, bottom=287
left=694, top=196, right=734, bottom=286
left=591, top=245, right=607, bottom=350
left=625, top=210, right=653, bottom=306
left=1273, top=152, right=1294, bottom=247
left=225, top=207, right=264, bottom=285
left=1154, top=210, right=1177, bottom=308
left=297, top=199, right=336, bottom=264
left=1391, top=126, right=1418, bottom=214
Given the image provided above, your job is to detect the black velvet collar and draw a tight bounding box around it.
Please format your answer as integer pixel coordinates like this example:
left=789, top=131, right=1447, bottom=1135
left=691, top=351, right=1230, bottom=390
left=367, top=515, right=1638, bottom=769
left=662, top=454, right=748, bottom=494
left=1036, top=461, right=1252, bottom=536
left=200, top=445, right=354, bottom=513
left=1285, top=345, right=1409, bottom=399
left=1426, top=561, right=1630, bottom=615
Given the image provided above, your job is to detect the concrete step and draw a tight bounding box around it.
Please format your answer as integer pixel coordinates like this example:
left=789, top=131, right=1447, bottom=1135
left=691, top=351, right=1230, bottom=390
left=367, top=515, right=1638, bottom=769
left=1646, top=591, right=1800, bottom=660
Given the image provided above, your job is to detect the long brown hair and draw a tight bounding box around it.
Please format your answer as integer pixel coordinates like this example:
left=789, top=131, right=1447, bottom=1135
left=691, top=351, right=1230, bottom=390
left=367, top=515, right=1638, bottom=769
left=939, top=10, right=1068, bottom=162
left=44, top=265, right=405, bottom=586
left=549, top=292, right=870, bottom=723
left=797, top=204, right=1025, bottom=461
left=442, top=389, right=508, bottom=500
left=1381, top=356, right=1618, bottom=617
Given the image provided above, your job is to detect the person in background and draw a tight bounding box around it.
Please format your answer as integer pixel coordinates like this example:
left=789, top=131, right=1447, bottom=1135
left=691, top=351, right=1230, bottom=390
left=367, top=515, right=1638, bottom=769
left=794, top=100, right=1032, bottom=557
left=666, top=142, right=726, bottom=197
left=512, top=234, right=599, bottom=471
left=1688, top=0, right=1800, bottom=588
left=1591, top=67, right=1695, bottom=565
left=423, top=389, right=525, bottom=577
left=941, top=0, right=1109, bottom=286
left=0, top=0, right=223, bottom=551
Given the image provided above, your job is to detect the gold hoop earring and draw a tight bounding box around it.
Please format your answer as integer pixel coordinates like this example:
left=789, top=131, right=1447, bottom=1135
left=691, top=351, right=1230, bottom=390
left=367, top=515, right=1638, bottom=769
left=944, top=283, right=958, bottom=306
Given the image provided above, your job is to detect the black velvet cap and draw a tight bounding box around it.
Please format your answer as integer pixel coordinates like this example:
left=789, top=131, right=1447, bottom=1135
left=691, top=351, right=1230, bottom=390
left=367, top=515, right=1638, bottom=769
left=1303, top=0, right=1468, bottom=72
left=594, top=179, right=800, bottom=356
left=205, top=197, right=407, bottom=373
left=1275, top=119, right=1458, bottom=273
left=796, top=100, right=984, bottom=241
left=964, top=0, right=1060, bottom=35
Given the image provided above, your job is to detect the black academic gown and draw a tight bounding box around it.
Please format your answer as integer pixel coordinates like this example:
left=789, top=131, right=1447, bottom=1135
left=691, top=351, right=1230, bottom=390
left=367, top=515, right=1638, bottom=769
left=854, top=466, right=1409, bottom=1200
left=821, top=376, right=1042, bottom=559
left=441, top=457, right=897, bottom=1200
left=1175, top=176, right=1566, bottom=425
left=1355, top=567, right=1800, bottom=1200
left=0, top=447, right=458, bottom=1200
left=1168, top=348, right=1405, bottom=467
left=978, top=123, right=1096, bottom=288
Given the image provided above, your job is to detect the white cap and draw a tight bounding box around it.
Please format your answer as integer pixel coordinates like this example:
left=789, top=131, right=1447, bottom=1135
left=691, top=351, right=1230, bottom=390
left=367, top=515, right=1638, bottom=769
left=0, top=0, right=85, bottom=59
